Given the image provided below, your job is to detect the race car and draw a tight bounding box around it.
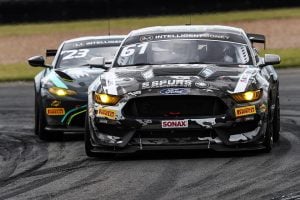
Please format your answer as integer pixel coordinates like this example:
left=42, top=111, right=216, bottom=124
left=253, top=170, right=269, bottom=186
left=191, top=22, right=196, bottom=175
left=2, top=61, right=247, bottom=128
left=28, top=35, right=125, bottom=140
left=85, top=25, right=281, bottom=157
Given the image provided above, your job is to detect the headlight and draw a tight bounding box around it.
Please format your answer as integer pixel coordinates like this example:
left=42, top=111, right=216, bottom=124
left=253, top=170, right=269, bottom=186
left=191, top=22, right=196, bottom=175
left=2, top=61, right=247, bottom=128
left=231, top=89, right=262, bottom=103
left=48, top=87, right=77, bottom=96
left=94, top=92, right=121, bottom=105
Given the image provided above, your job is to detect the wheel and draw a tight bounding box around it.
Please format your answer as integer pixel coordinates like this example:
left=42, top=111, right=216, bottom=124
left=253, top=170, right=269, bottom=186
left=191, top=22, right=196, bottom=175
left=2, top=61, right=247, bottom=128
left=85, top=112, right=99, bottom=157
left=34, top=89, right=39, bottom=135
left=37, top=100, right=51, bottom=141
left=84, top=113, right=115, bottom=158
left=37, top=95, right=62, bottom=141
left=263, top=106, right=274, bottom=153
left=273, top=95, right=280, bottom=142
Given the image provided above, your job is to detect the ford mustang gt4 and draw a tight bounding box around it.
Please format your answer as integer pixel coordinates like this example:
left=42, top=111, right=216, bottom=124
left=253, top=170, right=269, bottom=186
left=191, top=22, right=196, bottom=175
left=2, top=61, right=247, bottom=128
left=85, top=26, right=280, bottom=156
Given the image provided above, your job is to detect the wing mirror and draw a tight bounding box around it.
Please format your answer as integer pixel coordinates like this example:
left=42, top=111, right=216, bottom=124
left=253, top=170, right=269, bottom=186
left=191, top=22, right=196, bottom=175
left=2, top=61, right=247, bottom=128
left=28, top=55, right=51, bottom=68
left=263, top=54, right=281, bottom=66
left=88, top=57, right=109, bottom=69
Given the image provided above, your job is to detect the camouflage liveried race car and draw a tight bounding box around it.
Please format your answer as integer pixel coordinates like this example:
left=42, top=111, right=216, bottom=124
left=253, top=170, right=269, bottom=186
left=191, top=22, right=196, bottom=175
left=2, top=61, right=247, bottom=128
left=85, top=25, right=280, bottom=157
left=28, top=35, right=125, bottom=140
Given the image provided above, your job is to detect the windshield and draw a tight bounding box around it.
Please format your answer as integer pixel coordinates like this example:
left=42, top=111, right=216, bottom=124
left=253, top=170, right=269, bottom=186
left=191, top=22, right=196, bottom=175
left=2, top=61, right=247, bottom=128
left=56, top=46, right=119, bottom=68
left=115, top=39, right=253, bottom=66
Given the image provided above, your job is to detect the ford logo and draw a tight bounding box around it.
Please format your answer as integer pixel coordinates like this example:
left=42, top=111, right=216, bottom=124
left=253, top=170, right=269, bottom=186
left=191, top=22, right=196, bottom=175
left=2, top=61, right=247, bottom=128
left=160, top=88, right=190, bottom=95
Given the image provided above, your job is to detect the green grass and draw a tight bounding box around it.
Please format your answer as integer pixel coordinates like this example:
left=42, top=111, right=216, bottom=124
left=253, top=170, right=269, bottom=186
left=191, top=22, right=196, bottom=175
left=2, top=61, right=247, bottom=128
left=1, top=7, right=300, bottom=37
left=0, top=63, right=42, bottom=82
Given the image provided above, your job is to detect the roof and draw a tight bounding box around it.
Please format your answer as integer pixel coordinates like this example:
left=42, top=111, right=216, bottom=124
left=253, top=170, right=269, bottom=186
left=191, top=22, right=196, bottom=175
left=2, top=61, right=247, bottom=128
left=128, top=25, right=245, bottom=37
left=64, top=35, right=126, bottom=44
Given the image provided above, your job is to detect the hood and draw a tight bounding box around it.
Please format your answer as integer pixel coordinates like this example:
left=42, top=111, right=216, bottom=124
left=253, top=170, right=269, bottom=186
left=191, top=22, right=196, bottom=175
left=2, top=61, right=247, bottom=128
left=43, top=67, right=105, bottom=93
left=98, top=64, right=260, bottom=95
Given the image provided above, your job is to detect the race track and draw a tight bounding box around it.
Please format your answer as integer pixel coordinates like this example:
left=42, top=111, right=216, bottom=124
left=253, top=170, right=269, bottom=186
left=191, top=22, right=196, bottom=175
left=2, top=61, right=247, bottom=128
left=0, top=69, right=299, bottom=200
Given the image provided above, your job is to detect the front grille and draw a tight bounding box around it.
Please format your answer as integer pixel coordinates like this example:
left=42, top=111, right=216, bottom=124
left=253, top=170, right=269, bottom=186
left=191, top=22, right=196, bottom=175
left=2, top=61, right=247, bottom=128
left=122, top=95, right=227, bottom=118
left=135, top=129, right=215, bottom=138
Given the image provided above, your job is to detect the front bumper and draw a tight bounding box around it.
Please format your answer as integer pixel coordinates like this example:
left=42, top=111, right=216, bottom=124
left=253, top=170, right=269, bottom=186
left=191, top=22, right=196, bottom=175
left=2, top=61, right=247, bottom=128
left=42, top=95, right=87, bottom=132
left=88, top=90, right=268, bottom=153
left=89, top=113, right=267, bottom=153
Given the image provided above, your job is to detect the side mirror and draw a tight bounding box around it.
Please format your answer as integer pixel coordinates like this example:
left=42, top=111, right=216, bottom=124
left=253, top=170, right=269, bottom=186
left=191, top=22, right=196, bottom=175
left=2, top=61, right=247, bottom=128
left=28, top=55, right=50, bottom=68
left=88, top=57, right=109, bottom=69
left=264, top=54, right=281, bottom=66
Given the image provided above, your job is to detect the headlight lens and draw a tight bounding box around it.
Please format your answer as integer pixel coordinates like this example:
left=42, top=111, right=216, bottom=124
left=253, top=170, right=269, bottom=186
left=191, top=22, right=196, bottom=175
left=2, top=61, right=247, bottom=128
left=94, top=93, right=121, bottom=105
left=231, top=89, right=262, bottom=103
left=48, top=87, right=77, bottom=96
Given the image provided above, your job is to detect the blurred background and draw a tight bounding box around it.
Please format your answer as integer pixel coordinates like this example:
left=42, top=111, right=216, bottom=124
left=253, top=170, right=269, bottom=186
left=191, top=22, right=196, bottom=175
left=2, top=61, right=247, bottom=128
left=0, top=0, right=300, bottom=81
left=1, top=0, right=300, bottom=23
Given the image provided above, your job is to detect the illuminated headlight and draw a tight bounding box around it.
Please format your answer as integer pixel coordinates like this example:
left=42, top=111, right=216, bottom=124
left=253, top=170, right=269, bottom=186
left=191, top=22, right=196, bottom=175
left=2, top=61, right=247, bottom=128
left=231, top=89, right=262, bottom=103
left=94, top=92, right=121, bottom=105
left=48, top=87, right=77, bottom=96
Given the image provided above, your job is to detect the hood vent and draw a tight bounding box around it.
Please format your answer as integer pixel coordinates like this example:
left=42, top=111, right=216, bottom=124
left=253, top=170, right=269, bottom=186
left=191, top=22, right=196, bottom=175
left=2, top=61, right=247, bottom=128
left=152, top=67, right=202, bottom=76
left=55, top=70, right=74, bottom=82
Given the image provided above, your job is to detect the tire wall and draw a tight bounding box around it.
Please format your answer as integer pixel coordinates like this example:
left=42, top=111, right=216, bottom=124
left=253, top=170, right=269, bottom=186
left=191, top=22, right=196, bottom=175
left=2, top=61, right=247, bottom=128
left=0, top=0, right=300, bottom=23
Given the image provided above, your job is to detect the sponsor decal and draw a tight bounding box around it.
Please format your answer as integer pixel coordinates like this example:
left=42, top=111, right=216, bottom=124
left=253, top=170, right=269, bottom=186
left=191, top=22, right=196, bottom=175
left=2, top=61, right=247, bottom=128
left=199, top=68, right=214, bottom=78
left=160, top=88, right=190, bottom=95
left=235, top=105, right=256, bottom=117
left=194, top=81, right=209, bottom=89
left=51, top=100, right=61, bottom=107
left=98, top=108, right=117, bottom=119
left=128, top=91, right=142, bottom=96
left=46, top=108, right=65, bottom=116
left=259, top=103, right=267, bottom=113
left=69, top=39, right=123, bottom=48
left=142, top=70, right=154, bottom=80
left=162, top=119, right=188, bottom=128
left=234, top=70, right=252, bottom=93
left=153, top=33, right=230, bottom=40
left=140, top=35, right=154, bottom=42
left=142, top=79, right=192, bottom=89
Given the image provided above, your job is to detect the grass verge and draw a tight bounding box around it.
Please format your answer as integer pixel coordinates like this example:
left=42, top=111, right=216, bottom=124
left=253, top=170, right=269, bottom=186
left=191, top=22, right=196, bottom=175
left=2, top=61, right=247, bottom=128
left=0, top=63, right=42, bottom=82
left=0, top=48, right=298, bottom=82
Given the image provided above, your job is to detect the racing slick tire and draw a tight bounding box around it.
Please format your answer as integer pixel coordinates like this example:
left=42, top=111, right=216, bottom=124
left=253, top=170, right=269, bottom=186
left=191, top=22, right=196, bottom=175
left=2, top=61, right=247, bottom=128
left=273, top=95, right=280, bottom=142
left=34, top=89, right=39, bottom=136
left=36, top=95, right=62, bottom=141
left=85, top=113, right=99, bottom=157
left=37, top=99, right=51, bottom=141
left=263, top=104, right=274, bottom=153
left=84, top=113, right=115, bottom=158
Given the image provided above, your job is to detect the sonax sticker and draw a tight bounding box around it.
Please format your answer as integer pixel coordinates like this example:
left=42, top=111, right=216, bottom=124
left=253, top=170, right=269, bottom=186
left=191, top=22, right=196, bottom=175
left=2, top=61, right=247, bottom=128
left=162, top=120, right=188, bottom=128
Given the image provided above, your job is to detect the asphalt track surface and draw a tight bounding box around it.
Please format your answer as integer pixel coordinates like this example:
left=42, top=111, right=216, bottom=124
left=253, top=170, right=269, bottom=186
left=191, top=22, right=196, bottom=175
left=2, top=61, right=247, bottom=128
left=0, top=69, right=299, bottom=200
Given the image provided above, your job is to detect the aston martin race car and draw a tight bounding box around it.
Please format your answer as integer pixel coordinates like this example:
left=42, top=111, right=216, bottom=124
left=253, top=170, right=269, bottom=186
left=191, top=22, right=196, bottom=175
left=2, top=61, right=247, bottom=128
left=85, top=25, right=281, bottom=157
left=28, top=35, right=125, bottom=140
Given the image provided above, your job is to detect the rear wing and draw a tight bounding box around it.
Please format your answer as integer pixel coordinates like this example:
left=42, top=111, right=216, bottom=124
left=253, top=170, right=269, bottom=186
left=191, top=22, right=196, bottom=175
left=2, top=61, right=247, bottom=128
left=247, top=33, right=266, bottom=49
left=46, top=49, right=57, bottom=57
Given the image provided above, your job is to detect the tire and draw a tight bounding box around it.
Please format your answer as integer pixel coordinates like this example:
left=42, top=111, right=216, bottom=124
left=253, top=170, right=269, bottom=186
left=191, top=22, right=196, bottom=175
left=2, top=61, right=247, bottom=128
left=84, top=113, right=115, bottom=158
left=273, top=95, right=280, bottom=142
left=37, top=96, right=62, bottom=141
left=37, top=101, right=51, bottom=141
left=34, top=89, right=39, bottom=135
left=263, top=106, right=274, bottom=153
left=85, top=113, right=99, bottom=157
